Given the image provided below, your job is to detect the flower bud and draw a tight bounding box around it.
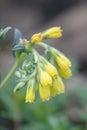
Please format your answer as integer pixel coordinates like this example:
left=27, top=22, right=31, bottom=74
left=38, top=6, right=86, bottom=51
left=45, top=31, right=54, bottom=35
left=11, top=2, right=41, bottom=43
left=42, top=27, right=62, bottom=39
left=50, top=76, right=64, bottom=96
left=15, top=71, right=21, bottom=78
left=31, top=32, right=42, bottom=44
left=56, top=55, right=71, bottom=70
left=39, top=85, right=50, bottom=101
left=39, top=69, right=52, bottom=87
left=44, top=63, right=58, bottom=78
left=59, top=68, right=72, bottom=79
left=25, top=86, right=35, bottom=103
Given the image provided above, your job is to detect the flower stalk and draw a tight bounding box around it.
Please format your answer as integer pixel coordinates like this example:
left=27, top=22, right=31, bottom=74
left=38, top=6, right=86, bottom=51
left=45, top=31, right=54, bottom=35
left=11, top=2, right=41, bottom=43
left=0, top=26, right=72, bottom=103
left=0, top=53, right=26, bottom=88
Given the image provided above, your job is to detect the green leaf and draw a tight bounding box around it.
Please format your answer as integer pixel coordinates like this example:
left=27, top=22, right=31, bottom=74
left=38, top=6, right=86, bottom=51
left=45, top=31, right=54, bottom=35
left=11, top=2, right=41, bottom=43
left=0, top=27, right=11, bottom=39
left=12, top=28, right=26, bottom=57
left=47, top=115, right=69, bottom=130
left=0, top=90, right=20, bottom=121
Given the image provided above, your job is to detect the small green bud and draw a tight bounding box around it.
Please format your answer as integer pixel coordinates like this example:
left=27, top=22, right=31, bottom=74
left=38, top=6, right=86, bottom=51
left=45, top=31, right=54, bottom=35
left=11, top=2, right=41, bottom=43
left=15, top=71, right=21, bottom=78
left=14, top=82, right=25, bottom=92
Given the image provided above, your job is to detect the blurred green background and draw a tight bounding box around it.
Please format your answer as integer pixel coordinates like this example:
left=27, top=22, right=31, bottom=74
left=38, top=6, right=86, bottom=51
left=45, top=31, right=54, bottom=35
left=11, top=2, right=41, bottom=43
left=0, top=0, right=87, bottom=130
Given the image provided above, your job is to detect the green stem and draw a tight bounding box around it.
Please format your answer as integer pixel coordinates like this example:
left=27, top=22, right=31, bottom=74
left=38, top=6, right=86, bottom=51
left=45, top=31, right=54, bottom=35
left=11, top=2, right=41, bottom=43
left=38, top=42, right=49, bottom=48
left=38, top=42, right=62, bottom=55
left=0, top=53, right=26, bottom=89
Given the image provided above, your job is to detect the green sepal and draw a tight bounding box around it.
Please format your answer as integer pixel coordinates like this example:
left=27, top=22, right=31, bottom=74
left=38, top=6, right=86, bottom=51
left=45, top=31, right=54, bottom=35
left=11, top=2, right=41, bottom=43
left=43, top=47, right=57, bottom=67
left=0, top=27, right=11, bottom=39
left=14, top=82, right=26, bottom=92
left=12, top=28, right=26, bottom=57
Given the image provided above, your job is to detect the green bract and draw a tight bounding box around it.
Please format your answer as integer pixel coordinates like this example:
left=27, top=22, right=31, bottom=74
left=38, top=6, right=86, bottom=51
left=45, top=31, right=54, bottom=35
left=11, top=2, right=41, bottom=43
left=12, top=29, right=26, bottom=57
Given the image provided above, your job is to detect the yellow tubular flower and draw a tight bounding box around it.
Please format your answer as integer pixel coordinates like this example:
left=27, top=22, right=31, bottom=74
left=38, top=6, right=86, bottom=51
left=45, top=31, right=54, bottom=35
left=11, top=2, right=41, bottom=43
left=44, top=63, right=58, bottom=78
left=59, top=68, right=72, bottom=79
left=31, top=32, right=42, bottom=44
left=25, top=86, right=35, bottom=103
left=40, top=69, right=52, bottom=87
left=57, top=76, right=65, bottom=93
left=39, top=85, right=50, bottom=101
left=50, top=76, right=64, bottom=96
left=42, top=27, right=62, bottom=39
left=56, top=55, right=72, bottom=70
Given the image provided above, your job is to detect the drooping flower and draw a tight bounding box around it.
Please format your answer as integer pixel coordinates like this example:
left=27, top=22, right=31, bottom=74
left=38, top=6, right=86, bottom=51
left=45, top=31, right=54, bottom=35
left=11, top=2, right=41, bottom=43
left=42, top=27, right=62, bottom=39
left=39, top=85, right=50, bottom=101
left=39, top=68, right=52, bottom=87
left=44, top=62, right=58, bottom=78
left=25, top=84, right=35, bottom=103
left=56, top=54, right=71, bottom=70
left=59, top=68, right=72, bottom=79
left=50, top=76, right=64, bottom=96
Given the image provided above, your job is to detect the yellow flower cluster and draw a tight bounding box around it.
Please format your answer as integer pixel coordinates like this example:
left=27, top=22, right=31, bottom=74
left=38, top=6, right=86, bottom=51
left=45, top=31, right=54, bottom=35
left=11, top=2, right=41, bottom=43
left=25, top=63, right=65, bottom=103
left=39, top=66, right=64, bottom=101
left=14, top=26, right=72, bottom=104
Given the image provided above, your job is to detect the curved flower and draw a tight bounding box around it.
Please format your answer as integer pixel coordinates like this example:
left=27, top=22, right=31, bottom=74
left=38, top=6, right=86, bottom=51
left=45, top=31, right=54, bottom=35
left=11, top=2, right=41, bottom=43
left=56, top=55, right=71, bottom=70
left=25, top=86, right=35, bottom=103
left=59, top=68, right=72, bottom=79
left=39, top=69, right=52, bottom=87
left=39, top=85, right=50, bottom=101
left=44, top=63, right=58, bottom=78
left=50, top=76, right=64, bottom=96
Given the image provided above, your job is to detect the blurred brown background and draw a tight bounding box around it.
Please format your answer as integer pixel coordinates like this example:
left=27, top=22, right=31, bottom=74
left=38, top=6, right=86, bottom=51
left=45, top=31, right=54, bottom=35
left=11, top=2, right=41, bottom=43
left=0, top=1, right=87, bottom=130
left=0, top=0, right=87, bottom=85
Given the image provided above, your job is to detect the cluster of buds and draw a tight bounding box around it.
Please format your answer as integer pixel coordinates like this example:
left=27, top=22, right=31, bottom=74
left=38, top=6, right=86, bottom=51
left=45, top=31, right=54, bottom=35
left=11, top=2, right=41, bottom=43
left=14, top=26, right=72, bottom=103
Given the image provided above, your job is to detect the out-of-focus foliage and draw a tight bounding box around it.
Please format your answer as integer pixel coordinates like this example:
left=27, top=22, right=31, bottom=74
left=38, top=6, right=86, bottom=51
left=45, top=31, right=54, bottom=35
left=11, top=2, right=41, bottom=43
left=0, top=27, right=11, bottom=39
left=0, top=61, right=87, bottom=130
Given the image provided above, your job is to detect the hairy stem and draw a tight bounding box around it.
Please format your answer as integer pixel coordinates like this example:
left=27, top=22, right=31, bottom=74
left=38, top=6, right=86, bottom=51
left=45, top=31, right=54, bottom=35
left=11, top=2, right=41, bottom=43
left=0, top=53, right=26, bottom=89
left=38, top=42, right=48, bottom=48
